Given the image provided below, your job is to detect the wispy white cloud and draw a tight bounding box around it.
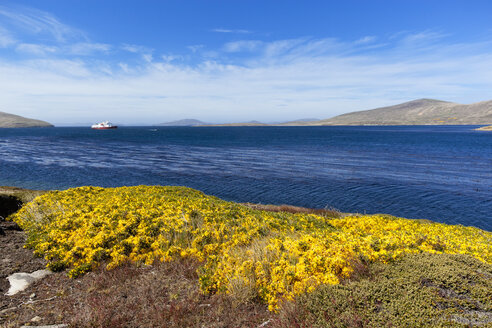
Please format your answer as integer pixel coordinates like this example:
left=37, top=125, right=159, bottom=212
left=21, top=59, right=93, bottom=77
left=68, top=42, right=111, bottom=55
left=13, top=42, right=111, bottom=57
left=0, top=5, right=85, bottom=43
left=399, top=30, right=446, bottom=44
left=223, top=40, right=262, bottom=52
left=212, top=28, right=251, bottom=34
left=0, top=26, right=16, bottom=47
left=16, top=43, right=57, bottom=55
left=0, top=6, right=110, bottom=60
left=121, top=43, right=152, bottom=54
left=118, top=62, right=130, bottom=73
left=355, top=36, right=376, bottom=44
left=187, top=44, right=204, bottom=53
left=162, top=54, right=182, bottom=62
left=141, top=54, right=152, bottom=63
left=222, top=37, right=383, bottom=61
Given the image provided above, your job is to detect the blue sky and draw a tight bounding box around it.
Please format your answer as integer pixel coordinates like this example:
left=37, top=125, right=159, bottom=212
left=1, top=1, right=492, bottom=125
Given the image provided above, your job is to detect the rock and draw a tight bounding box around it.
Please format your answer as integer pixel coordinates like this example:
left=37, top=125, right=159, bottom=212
left=31, top=316, right=42, bottom=322
left=1, top=220, right=22, bottom=231
left=5, top=269, right=52, bottom=296
left=257, top=319, right=272, bottom=327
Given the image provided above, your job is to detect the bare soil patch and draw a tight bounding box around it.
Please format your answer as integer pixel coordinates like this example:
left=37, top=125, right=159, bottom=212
left=0, top=220, right=271, bottom=328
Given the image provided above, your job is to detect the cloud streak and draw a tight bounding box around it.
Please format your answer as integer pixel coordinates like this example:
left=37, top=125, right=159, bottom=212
left=0, top=5, right=84, bottom=43
left=0, top=26, right=16, bottom=47
left=212, top=28, right=251, bottom=34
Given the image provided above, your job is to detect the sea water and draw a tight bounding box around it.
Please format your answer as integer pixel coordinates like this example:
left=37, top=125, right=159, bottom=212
left=0, top=125, right=490, bottom=231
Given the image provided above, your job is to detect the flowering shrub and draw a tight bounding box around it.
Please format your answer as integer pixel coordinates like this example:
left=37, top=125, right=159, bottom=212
left=11, top=186, right=492, bottom=311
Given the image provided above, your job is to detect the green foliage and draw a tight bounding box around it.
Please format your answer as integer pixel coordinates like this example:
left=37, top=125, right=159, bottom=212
left=277, top=253, right=492, bottom=327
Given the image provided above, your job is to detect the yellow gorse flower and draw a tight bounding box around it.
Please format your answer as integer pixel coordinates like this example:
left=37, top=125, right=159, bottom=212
left=11, top=186, right=492, bottom=311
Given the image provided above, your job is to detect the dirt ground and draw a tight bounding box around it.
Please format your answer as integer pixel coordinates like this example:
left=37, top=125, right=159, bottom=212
left=0, top=219, right=66, bottom=327
left=0, top=218, right=272, bottom=328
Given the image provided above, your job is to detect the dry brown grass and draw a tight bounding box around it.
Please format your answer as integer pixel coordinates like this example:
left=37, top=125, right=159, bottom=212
left=242, top=203, right=342, bottom=218
left=0, top=186, right=46, bottom=203
left=59, top=259, right=272, bottom=328
left=0, top=187, right=46, bottom=220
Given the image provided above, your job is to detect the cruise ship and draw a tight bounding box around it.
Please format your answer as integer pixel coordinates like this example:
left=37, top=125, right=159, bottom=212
left=91, top=121, right=118, bottom=129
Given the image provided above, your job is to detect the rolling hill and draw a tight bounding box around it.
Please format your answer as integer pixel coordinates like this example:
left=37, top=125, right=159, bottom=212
left=0, top=111, right=53, bottom=128
left=310, top=99, right=492, bottom=125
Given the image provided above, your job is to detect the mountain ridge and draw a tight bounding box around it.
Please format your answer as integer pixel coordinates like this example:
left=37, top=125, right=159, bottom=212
left=310, top=98, right=492, bottom=126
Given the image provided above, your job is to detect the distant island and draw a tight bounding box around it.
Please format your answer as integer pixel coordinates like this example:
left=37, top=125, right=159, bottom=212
left=0, top=111, right=53, bottom=128
left=167, top=98, right=492, bottom=126
left=476, top=125, right=492, bottom=131
left=202, top=120, right=268, bottom=127
left=202, top=119, right=320, bottom=127
left=158, top=119, right=209, bottom=126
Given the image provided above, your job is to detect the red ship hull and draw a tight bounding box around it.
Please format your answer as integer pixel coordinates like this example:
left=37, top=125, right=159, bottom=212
left=92, top=126, right=118, bottom=129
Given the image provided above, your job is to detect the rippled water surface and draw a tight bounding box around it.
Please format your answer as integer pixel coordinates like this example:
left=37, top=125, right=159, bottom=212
left=1, top=126, right=490, bottom=230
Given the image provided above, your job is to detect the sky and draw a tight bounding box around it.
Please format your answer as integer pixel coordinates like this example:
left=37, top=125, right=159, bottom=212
left=1, top=1, right=492, bottom=125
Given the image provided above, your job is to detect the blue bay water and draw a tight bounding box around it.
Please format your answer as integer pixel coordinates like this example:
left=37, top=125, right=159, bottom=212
left=0, top=125, right=490, bottom=231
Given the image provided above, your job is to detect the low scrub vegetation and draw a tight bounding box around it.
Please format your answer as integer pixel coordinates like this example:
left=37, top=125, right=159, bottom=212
left=275, top=253, right=492, bottom=327
left=10, top=186, right=492, bottom=312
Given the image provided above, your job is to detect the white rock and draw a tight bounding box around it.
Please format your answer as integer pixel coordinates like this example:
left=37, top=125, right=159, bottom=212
left=257, top=319, right=272, bottom=328
left=5, top=269, right=52, bottom=296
